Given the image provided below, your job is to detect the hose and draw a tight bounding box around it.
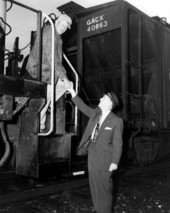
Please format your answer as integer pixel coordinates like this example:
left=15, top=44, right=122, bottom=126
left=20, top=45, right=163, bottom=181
left=0, top=122, right=10, bottom=167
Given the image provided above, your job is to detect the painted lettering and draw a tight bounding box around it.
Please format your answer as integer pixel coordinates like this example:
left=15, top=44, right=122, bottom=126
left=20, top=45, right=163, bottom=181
left=86, top=20, right=108, bottom=33
left=87, top=15, right=104, bottom=26
left=86, top=14, right=108, bottom=33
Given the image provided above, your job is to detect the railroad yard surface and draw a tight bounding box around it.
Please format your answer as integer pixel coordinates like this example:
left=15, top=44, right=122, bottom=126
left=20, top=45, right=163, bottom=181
left=0, top=162, right=170, bottom=213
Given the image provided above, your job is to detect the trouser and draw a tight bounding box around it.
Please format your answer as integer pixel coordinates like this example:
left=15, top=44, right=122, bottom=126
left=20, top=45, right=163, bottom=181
left=89, top=169, right=113, bottom=213
left=40, top=78, right=66, bottom=130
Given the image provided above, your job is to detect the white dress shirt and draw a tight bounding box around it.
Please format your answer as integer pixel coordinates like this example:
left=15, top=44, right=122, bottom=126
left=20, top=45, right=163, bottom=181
left=91, top=110, right=110, bottom=139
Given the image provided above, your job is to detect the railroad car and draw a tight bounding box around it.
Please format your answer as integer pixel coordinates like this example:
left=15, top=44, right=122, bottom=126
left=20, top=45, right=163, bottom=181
left=0, top=0, right=170, bottom=178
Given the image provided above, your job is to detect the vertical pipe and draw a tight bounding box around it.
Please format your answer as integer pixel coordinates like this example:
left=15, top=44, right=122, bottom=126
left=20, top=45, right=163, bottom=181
left=0, top=0, right=6, bottom=31
left=37, top=11, right=42, bottom=81
left=77, top=16, right=82, bottom=135
left=0, top=0, right=6, bottom=75
left=121, top=1, right=127, bottom=119
left=160, top=25, right=167, bottom=128
left=138, top=16, right=143, bottom=126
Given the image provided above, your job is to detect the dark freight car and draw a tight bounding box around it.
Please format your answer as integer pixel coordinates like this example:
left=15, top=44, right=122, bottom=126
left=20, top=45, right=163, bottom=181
left=75, top=0, right=170, bottom=167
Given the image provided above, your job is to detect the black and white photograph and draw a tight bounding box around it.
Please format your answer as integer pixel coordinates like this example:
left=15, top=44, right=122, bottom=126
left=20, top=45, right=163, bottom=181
left=0, top=0, right=170, bottom=212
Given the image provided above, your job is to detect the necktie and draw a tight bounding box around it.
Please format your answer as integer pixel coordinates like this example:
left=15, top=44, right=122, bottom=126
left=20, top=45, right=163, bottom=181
left=92, top=114, right=102, bottom=142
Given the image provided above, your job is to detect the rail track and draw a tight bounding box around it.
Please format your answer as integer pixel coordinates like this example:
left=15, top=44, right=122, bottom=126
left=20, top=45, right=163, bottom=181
left=0, top=160, right=170, bottom=212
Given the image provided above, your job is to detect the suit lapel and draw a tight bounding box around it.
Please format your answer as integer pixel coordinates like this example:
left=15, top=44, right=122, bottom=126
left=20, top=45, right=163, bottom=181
left=97, top=112, right=117, bottom=137
left=90, top=111, right=101, bottom=134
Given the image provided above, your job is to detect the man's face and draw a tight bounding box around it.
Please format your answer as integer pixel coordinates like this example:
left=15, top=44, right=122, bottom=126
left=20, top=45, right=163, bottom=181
left=55, top=20, right=69, bottom=35
left=98, top=94, right=113, bottom=110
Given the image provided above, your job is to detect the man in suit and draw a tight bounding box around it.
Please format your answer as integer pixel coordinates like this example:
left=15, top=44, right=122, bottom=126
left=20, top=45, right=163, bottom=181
left=66, top=81, right=124, bottom=213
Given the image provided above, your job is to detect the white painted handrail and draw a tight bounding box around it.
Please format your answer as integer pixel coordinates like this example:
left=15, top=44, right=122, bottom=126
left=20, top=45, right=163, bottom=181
left=38, top=13, right=55, bottom=136
left=38, top=14, right=79, bottom=136
left=63, top=54, right=78, bottom=134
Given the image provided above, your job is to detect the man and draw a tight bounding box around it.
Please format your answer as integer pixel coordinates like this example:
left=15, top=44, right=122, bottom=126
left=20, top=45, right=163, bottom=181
left=26, top=13, right=72, bottom=131
left=66, top=81, right=124, bottom=213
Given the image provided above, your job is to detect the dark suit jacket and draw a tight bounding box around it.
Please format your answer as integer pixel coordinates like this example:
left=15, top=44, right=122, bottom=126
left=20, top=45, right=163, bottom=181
left=72, top=95, right=124, bottom=171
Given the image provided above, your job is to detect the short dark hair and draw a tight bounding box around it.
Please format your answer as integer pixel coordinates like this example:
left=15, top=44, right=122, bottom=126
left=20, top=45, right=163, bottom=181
left=106, top=92, right=119, bottom=107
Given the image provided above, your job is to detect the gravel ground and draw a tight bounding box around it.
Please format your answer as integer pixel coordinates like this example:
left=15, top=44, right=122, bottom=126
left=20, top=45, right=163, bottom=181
left=0, top=167, right=170, bottom=213
left=114, top=169, right=170, bottom=213
left=51, top=167, right=170, bottom=213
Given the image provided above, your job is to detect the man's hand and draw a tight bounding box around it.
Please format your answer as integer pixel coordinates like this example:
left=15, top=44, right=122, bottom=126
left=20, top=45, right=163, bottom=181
left=64, top=79, right=76, bottom=97
left=109, top=163, right=118, bottom=172
left=65, top=79, right=73, bottom=91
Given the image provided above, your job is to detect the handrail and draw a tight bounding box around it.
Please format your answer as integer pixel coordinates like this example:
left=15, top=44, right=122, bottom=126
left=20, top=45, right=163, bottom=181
left=4, top=0, right=79, bottom=136
left=5, top=0, right=40, bottom=13
left=4, top=1, right=55, bottom=136
left=38, top=13, right=55, bottom=136
left=63, top=54, right=78, bottom=134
